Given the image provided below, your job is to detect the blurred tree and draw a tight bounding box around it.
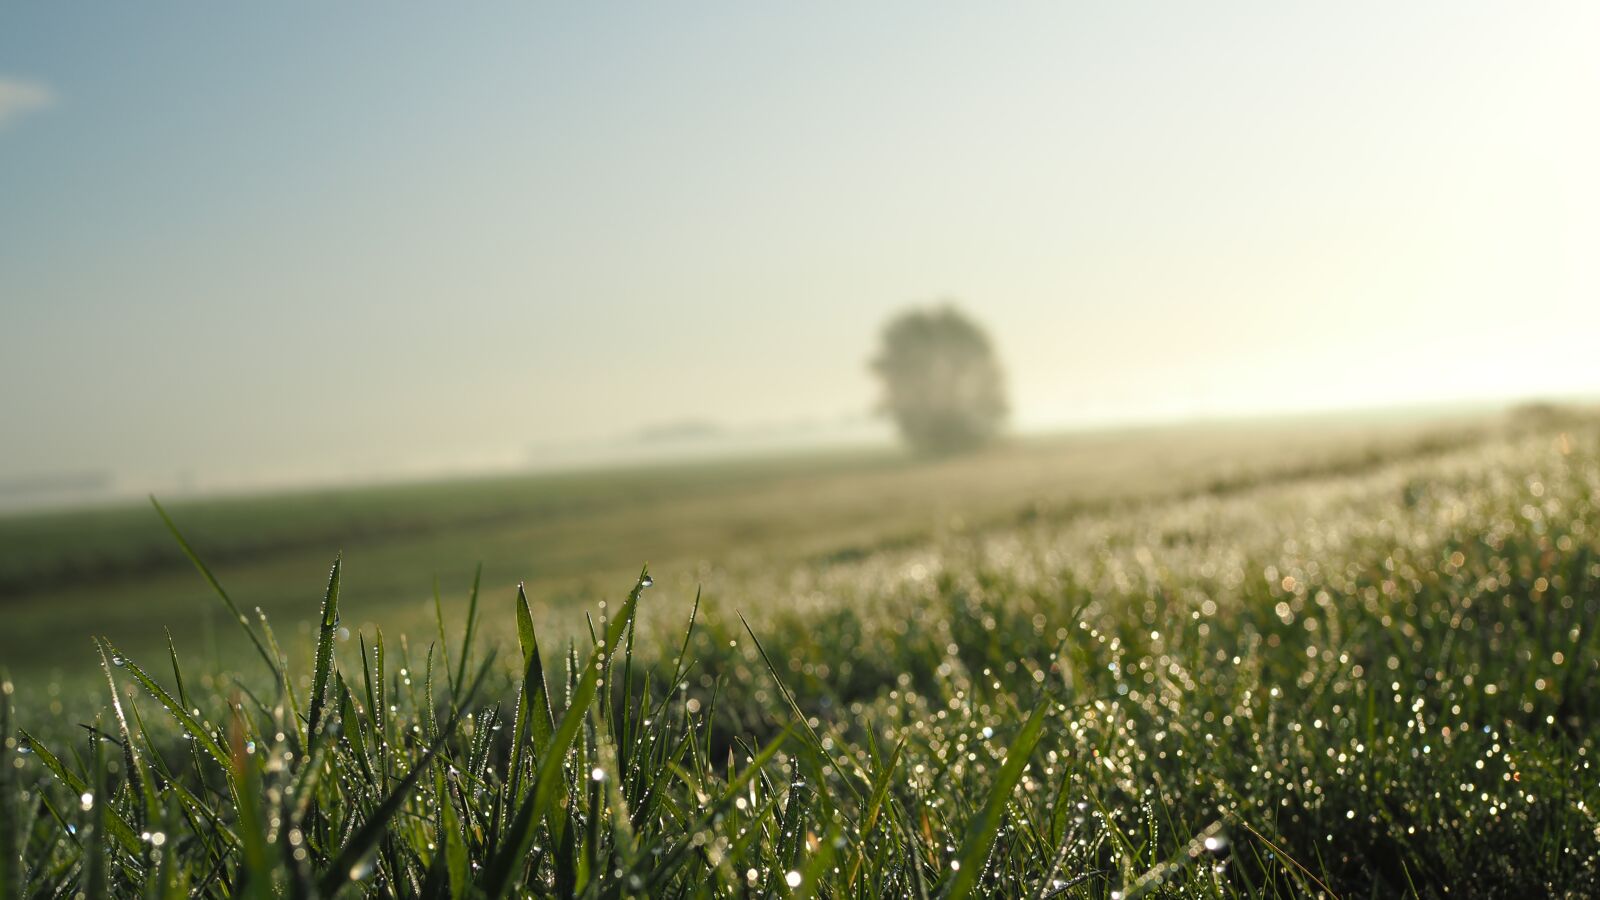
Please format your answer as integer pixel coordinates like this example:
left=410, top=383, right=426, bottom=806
left=870, top=304, right=1008, bottom=455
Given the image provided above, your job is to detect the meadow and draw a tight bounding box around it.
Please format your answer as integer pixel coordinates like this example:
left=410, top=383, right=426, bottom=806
left=0, top=412, right=1486, bottom=681
left=1, top=407, right=1596, bottom=897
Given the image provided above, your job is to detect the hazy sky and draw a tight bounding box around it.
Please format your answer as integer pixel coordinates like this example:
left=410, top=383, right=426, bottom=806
left=3, top=3, right=1598, bottom=491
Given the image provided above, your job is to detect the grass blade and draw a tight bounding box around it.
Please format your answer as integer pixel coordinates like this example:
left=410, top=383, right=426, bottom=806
left=636, top=725, right=793, bottom=896
left=453, top=563, right=482, bottom=700
left=149, top=496, right=279, bottom=680
left=0, top=677, right=18, bottom=900
left=100, top=640, right=230, bottom=770
left=940, top=702, right=1049, bottom=900
left=84, top=738, right=109, bottom=900
left=304, top=556, right=342, bottom=756
left=438, top=767, right=469, bottom=900
left=95, top=639, right=157, bottom=824
left=316, top=712, right=462, bottom=896
left=482, top=568, right=650, bottom=900
left=507, top=583, right=556, bottom=804
left=229, top=698, right=274, bottom=900
left=22, top=731, right=138, bottom=857
left=847, top=736, right=906, bottom=888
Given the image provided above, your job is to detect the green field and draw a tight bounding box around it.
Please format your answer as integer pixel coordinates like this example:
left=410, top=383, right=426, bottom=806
left=2, top=406, right=1597, bottom=897
left=1, top=412, right=1490, bottom=681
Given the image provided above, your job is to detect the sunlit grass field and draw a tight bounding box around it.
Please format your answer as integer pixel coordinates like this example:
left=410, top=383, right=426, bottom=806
left=1, top=412, right=1489, bottom=680
left=1, top=407, right=1597, bottom=897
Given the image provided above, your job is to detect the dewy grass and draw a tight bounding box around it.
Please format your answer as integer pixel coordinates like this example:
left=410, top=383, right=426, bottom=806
left=2, top=422, right=1599, bottom=897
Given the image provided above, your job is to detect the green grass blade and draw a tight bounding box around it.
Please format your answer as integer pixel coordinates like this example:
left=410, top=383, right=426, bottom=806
left=940, top=702, right=1049, bottom=900
left=100, top=640, right=230, bottom=770
left=432, top=576, right=456, bottom=703
left=252, top=609, right=303, bottom=756
left=438, top=766, right=469, bottom=900
left=740, top=613, right=865, bottom=804
left=453, top=563, right=482, bottom=699
left=373, top=628, right=388, bottom=789
left=95, top=639, right=158, bottom=824
left=19, top=730, right=85, bottom=794
left=337, top=676, right=375, bottom=783
left=0, top=677, right=18, bottom=900
left=482, top=568, right=649, bottom=900
left=149, top=496, right=279, bottom=679
left=316, top=713, right=462, bottom=896
left=305, top=556, right=342, bottom=756
left=84, top=738, right=109, bottom=900
left=507, top=583, right=556, bottom=804
left=164, top=629, right=191, bottom=713
left=18, top=730, right=143, bottom=860
left=847, top=736, right=906, bottom=888
left=229, top=703, right=274, bottom=900
left=358, top=633, right=379, bottom=756
left=637, top=725, right=793, bottom=896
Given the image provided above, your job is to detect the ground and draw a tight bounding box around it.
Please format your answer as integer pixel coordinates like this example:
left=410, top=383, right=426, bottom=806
left=2, top=405, right=1596, bottom=897
left=0, top=410, right=1491, bottom=682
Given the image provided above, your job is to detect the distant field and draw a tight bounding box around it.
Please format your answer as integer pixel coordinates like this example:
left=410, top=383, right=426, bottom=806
left=0, top=411, right=1497, bottom=680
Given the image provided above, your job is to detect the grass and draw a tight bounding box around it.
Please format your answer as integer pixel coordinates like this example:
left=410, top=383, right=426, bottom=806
left=1, top=407, right=1598, bottom=896
left=0, top=411, right=1495, bottom=678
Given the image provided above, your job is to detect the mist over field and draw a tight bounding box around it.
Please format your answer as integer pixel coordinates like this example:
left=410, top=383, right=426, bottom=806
left=2, top=4, right=1599, bottom=898
left=5, top=4, right=1600, bottom=503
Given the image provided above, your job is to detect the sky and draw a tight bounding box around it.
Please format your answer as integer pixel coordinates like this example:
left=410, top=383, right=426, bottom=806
left=3, top=3, right=1598, bottom=495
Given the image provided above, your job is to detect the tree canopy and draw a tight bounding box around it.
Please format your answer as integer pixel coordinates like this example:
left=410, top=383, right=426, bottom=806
left=870, top=305, right=1008, bottom=455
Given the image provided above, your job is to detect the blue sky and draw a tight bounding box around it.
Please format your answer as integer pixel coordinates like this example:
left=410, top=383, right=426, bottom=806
left=3, top=3, right=1598, bottom=493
